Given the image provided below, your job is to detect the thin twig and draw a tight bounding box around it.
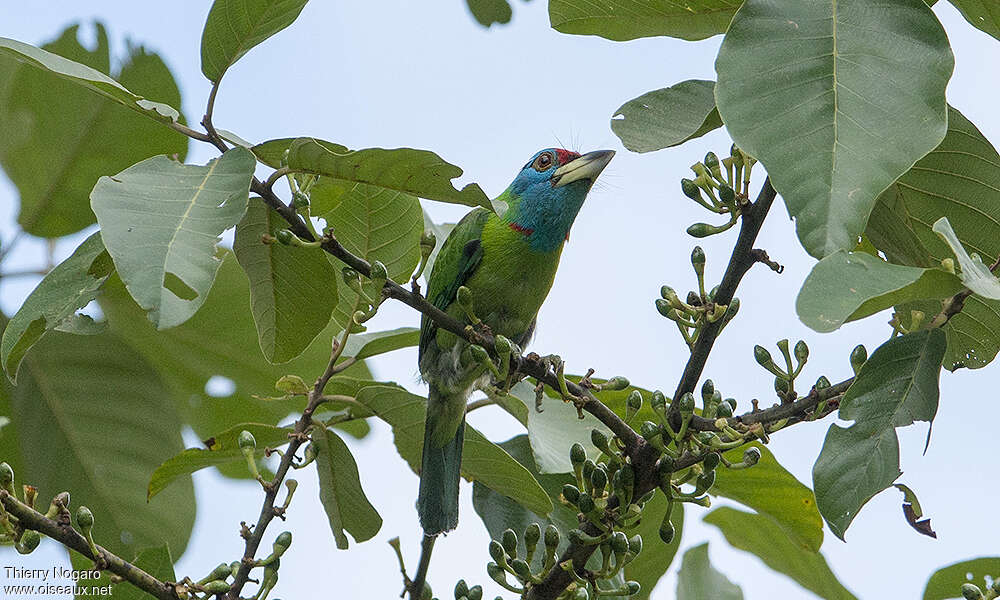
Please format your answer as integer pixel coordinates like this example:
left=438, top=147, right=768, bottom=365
left=409, top=535, right=436, bottom=600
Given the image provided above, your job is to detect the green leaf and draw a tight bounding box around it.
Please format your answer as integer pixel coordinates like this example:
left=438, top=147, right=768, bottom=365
left=2, top=233, right=113, bottom=381
left=712, top=442, right=823, bottom=552
left=923, top=557, right=1000, bottom=600
left=98, top=255, right=369, bottom=442
left=353, top=385, right=552, bottom=516
left=866, top=107, right=1000, bottom=369
left=715, top=0, right=953, bottom=258
left=10, top=331, right=194, bottom=557
left=933, top=217, right=1000, bottom=298
left=813, top=329, right=946, bottom=539
left=115, top=545, right=176, bottom=600
left=948, top=0, right=1000, bottom=40
left=611, top=80, right=722, bottom=153
left=91, top=147, right=256, bottom=329
left=796, top=251, right=962, bottom=333
left=313, top=426, right=382, bottom=549
left=704, top=507, right=857, bottom=600
left=676, top=543, right=743, bottom=600
left=0, top=33, right=181, bottom=124
left=549, top=0, right=741, bottom=41
left=148, top=423, right=292, bottom=500
left=467, top=0, right=512, bottom=27
left=0, top=26, right=188, bottom=237
left=200, top=0, right=309, bottom=82
left=338, top=327, right=419, bottom=361
left=279, top=137, right=492, bottom=210
left=233, top=202, right=338, bottom=363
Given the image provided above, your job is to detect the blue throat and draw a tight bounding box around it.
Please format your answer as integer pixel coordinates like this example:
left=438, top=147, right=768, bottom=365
left=503, top=179, right=590, bottom=253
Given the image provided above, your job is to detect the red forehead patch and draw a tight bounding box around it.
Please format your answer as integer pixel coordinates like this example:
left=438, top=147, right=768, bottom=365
left=555, top=149, right=580, bottom=165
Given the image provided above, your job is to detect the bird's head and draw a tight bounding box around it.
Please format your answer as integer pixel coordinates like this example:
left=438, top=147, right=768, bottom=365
left=502, top=147, right=615, bottom=252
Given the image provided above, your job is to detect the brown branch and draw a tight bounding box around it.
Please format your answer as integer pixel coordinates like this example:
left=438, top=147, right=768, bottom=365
left=0, top=490, right=178, bottom=600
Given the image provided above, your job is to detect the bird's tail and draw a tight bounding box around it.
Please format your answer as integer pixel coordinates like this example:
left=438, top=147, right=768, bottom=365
left=417, top=386, right=465, bottom=535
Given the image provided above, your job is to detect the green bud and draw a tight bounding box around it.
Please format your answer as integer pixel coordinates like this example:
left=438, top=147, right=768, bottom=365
left=628, top=535, right=643, bottom=556
left=703, top=452, right=721, bottom=472
left=567, top=528, right=603, bottom=546
left=718, top=184, right=735, bottom=204
left=573, top=588, right=589, bottom=600
left=488, top=540, right=506, bottom=564
left=275, top=229, right=294, bottom=246
left=203, top=580, right=231, bottom=594
left=657, top=457, right=674, bottom=485
left=469, top=344, right=490, bottom=364
left=850, top=344, right=868, bottom=374
left=640, top=421, right=659, bottom=440
left=651, top=391, right=667, bottom=414
left=754, top=345, right=774, bottom=368
left=0, top=462, right=13, bottom=487
left=691, top=246, right=706, bottom=269
left=694, top=470, right=716, bottom=495
left=743, top=447, right=761, bottom=466
left=75, top=506, right=94, bottom=529
left=722, top=297, right=740, bottom=324
left=501, top=528, right=518, bottom=556
left=660, top=285, right=675, bottom=300
left=562, top=484, right=581, bottom=505
left=368, top=260, right=388, bottom=281
left=544, top=524, right=560, bottom=549
left=590, top=467, right=608, bottom=494
left=582, top=459, right=596, bottom=481
left=815, top=376, right=831, bottom=390
left=658, top=518, right=675, bottom=544
left=570, top=443, right=586, bottom=467
left=603, top=376, right=630, bottom=391
left=457, top=285, right=474, bottom=308
left=275, top=375, right=309, bottom=395
left=524, top=522, right=541, bottom=547
left=626, top=390, right=642, bottom=420
left=454, top=579, right=470, bottom=600
left=961, top=583, right=984, bottom=600
left=774, top=376, right=789, bottom=395
left=686, top=223, right=716, bottom=238
left=494, top=335, right=512, bottom=356
left=655, top=298, right=673, bottom=318
left=610, top=531, right=629, bottom=554
left=704, top=152, right=720, bottom=172
left=794, top=340, right=809, bottom=364
left=577, top=493, right=595, bottom=514
left=510, top=558, right=531, bottom=580
left=681, top=178, right=701, bottom=200
left=677, top=392, right=695, bottom=413
left=687, top=290, right=702, bottom=307
left=725, top=397, right=737, bottom=411
left=701, top=379, right=715, bottom=403
left=487, top=562, right=508, bottom=586
left=205, top=562, right=231, bottom=582
left=715, top=401, right=733, bottom=417
left=273, top=531, right=292, bottom=555
left=776, top=338, right=790, bottom=357
left=941, top=257, right=955, bottom=274
left=238, top=430, right=257, bottom=451
left=16, top=530, right=41, bottom=554
left=591, top=429, right=610, bottom=454
left=626, top=581, right=641, bottom=596
left=467, top=585, right=482, bottom=600
left=341, top=267, right=360, bottom=286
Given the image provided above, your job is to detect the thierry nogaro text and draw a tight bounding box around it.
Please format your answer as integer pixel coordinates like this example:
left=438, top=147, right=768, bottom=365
left=5, top=566, right=102, bottom=581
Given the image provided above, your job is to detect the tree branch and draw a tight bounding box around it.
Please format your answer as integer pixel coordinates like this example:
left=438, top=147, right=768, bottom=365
left=0, top=491, right=178, bottom=600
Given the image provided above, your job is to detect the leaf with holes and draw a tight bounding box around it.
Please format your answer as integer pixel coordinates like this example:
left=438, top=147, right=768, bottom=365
left=923, top=557, right=1000, bottom=600
left=200, top=0, right=309, bottom=82
left=796, top=251, right=962, bottom=333
left=91, top=147, right=255, bottom=329
left=233, top=202, right=338, bottom=363
left=314, top=426, right=382, bottom=549
left=813, top=329, right=946, bottom=539
left=549, top=0, right=741, bottom=41
left=2, top=233, right=114, bottom=382
left=0, top=25, right=188, bottom=237
left=704, top=507, right=857, bottom=600
left=612, top=80, right=722, bottom=153
left=10, top=331, right=194, bottom=557
left=867, top=107, right=1000, bottom=369
left=715, top=0, right=953, bottom=257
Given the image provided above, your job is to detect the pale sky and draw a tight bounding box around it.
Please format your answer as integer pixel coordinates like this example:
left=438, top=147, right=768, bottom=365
left=3, top=2, right=1000, bottom=599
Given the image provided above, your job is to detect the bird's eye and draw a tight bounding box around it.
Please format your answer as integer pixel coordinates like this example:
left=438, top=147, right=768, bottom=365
left=533, top=152, right=554, bottom=171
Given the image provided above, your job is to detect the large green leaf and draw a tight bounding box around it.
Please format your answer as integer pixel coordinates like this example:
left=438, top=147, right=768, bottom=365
left=91, top=147, right=255, bottom=329
left=233, top=202, right=338, bottom=363
left=0, top=33, right=180, bottom=124
left=313, top=426, right=382, bottom=549
left=98, top=256, right=370, bottom=442
left=467, top=0, right=512, bottom=27
left=704, top=507, right=857, bottom=600
left=948, top=0, right=1000, bottom=40
left=611, top=80, right=722, bottom=153
left=10, top=331, right=194, bottom=557
left=813, top=329, right=946, bottom=539
left=115, top=545, right=176, bottom=600
left=353, top=385, right=552, bottom=516
left=279, top=138, right=492, bottom=210
left=0, top=26, right=188, bottom=237
left=867, top=107, right=1000, bottom=370
left=712, top=442, right=823, bottom=552
left=923, top=557, right=1000, bottom=600
left=338, top=327, right=419, bottom=361
left=200, top=0, right=308, bottom=82
left=796, top=250, right=962, bottom=333
left=147, top=423, right=292, bottom=499
left=549, top=0, right=741, bottom=41
left=715, top=0, right=953, bottom=258
left=2, top=233, right=113, bottom=381
left=676, top=543, right=743, bottom=600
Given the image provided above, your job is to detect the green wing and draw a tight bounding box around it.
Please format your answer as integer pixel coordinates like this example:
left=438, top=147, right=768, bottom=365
left=419, top=208, right=491, bottom=359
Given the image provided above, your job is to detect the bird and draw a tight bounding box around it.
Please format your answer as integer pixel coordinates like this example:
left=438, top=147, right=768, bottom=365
left=416, top=147, right=615, bottom=536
